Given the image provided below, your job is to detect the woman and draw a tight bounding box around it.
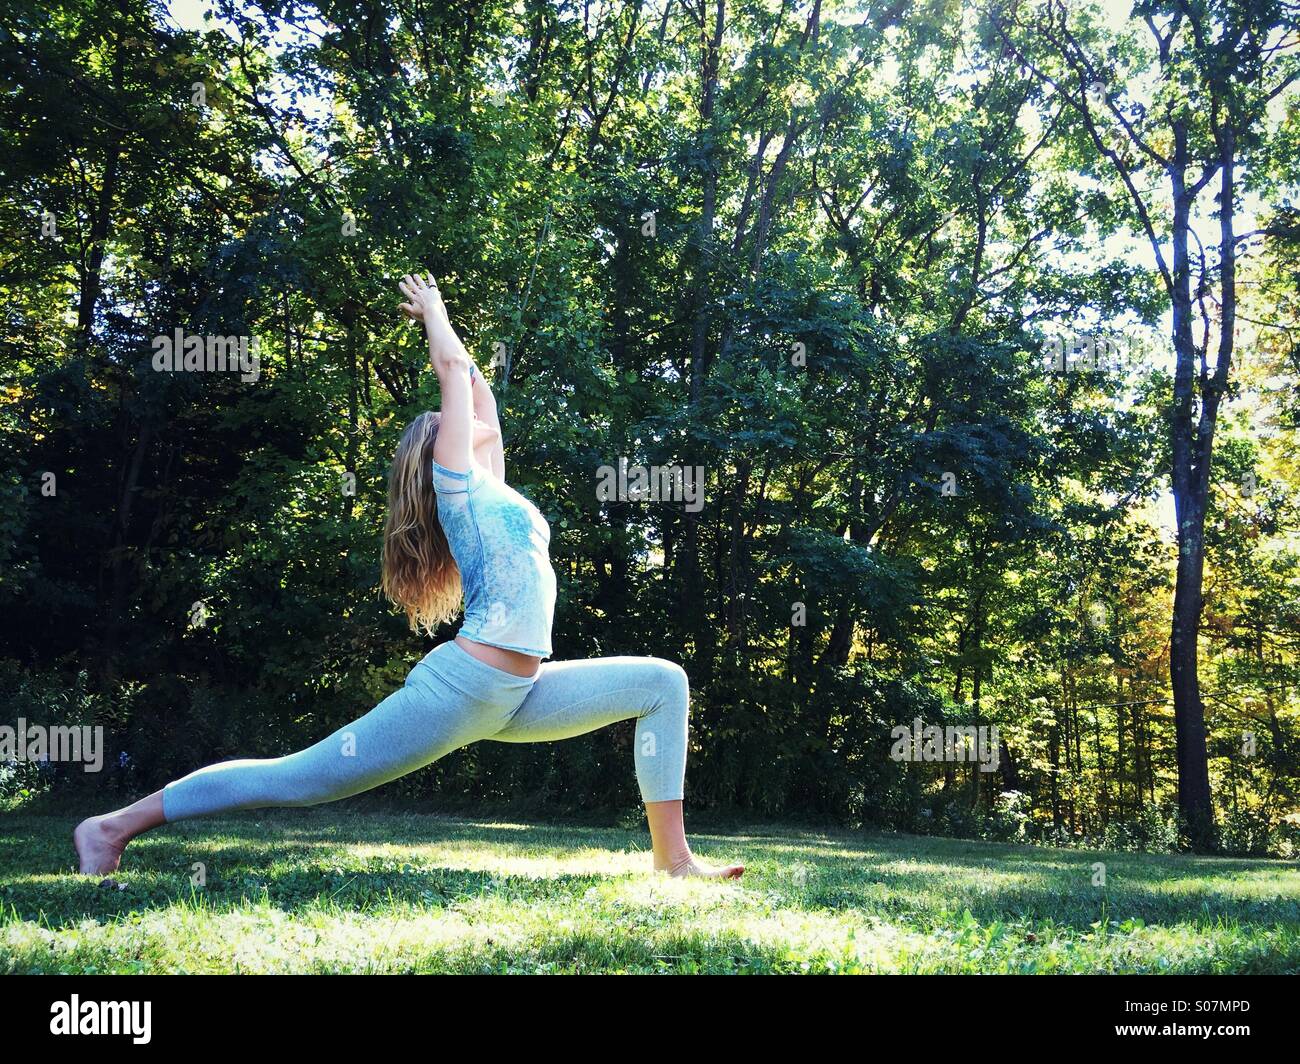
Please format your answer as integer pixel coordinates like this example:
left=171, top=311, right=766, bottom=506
left=74, top=272, right=743, bottom=881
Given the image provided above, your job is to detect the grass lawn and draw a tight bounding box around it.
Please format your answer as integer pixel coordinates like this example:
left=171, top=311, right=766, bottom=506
left=2, top=810, right=1298, bottom=974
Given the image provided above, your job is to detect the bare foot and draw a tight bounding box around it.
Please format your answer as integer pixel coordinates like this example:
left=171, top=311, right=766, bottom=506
left=73, top=815, right=126, bottom=875
left=660, top=855, right=745, bottom=880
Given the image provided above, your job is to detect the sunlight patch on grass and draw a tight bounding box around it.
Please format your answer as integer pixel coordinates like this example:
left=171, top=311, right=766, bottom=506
left=3, top=814, right=1298, bottom=974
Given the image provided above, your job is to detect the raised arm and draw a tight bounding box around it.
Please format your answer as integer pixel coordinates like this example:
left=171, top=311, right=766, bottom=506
left=470, top=365, right=506, bottom=480
left=398, top=272, right=473, bottom=473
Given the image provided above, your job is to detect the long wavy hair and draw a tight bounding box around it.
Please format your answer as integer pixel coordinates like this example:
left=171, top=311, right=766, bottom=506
left=381, top=411, right=462, bottom=635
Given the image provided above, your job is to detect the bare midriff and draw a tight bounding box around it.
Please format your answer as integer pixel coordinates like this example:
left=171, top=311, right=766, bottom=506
left=455, top=635, right=541, bottom=677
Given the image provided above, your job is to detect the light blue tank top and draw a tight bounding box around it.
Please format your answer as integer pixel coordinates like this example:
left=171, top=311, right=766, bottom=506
left=431, top=459, right=557, bottom=658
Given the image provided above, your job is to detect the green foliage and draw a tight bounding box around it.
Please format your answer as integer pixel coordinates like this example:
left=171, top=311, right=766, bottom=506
left=0, top=0, right=1297, bottom=851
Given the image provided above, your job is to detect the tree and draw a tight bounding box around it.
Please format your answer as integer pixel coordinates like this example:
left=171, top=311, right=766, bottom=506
left=992, top=0, right=1300, bottom=849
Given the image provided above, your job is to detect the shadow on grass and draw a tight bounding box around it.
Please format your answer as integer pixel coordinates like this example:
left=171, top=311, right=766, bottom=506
left=2, top=812, right=1297, bottom=935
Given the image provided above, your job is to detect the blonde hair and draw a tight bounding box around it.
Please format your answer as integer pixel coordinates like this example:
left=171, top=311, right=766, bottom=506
left=381, top=411, right=462, bottom=635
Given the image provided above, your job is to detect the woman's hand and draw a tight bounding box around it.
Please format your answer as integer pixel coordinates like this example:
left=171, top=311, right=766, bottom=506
left=397, top=271, right=440, bottom=323
left=398, top=272, right=471, bottom=375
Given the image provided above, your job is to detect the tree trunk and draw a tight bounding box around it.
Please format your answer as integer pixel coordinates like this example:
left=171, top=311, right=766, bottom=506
left=1168, top=161, right=1216, bottom=849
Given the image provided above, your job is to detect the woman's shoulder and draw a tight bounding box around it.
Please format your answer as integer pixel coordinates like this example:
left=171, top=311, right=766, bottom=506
left=431, top=458, right=487, bottom=496
left=433, top=457, right=517, bottom=497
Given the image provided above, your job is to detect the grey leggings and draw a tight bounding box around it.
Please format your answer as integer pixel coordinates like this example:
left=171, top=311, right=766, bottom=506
left=161, top=641, right=689, bottom=821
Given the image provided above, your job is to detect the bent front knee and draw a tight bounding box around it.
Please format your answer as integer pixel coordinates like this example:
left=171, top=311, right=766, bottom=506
left=643, top=657, right=689, bottom=718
